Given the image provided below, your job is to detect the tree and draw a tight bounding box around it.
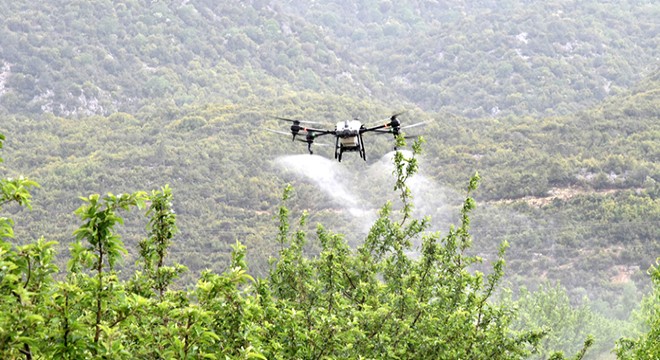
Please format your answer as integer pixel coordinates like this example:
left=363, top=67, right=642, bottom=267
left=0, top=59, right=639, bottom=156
left=259, top=137, right=547, bottom=358
left=64, top=191, right=147, bottom=357
left=615, top=259, right=660, bottom=359
left=0, top=134, right=39, bottom=239
left=0, top=132, right=45, bottom=360
left=514, top=283, right=622, bottom=359
left=132, top=185, right=186, bottom=299
left=0, top=131, right=604, bottom=359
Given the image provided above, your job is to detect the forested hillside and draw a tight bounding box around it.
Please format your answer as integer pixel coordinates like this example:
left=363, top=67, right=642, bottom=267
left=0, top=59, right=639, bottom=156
left=0, top=0, right=659, bottom=358
left=0, top=0, right=657, bottom=117
left=2, top=74, right=658, bottom=319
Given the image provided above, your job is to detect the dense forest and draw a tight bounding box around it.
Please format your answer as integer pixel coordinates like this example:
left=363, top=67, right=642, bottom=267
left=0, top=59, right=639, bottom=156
left=0, top=0, right=659, bottom=358
left=0, top=0, right=657, bottom=117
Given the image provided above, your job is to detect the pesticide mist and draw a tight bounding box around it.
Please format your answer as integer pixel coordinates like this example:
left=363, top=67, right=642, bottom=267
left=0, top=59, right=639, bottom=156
left=274, top=151, right=463, bottom=244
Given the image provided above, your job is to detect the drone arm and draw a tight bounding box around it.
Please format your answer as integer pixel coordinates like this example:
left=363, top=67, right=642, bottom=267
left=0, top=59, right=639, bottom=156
left=300, top=127, right=335, bottom=135
left=361, top=123, right=390, bottom=133
left=292, top=127, right=335, bottom=141
left=362, top=115, right=401, bottom=133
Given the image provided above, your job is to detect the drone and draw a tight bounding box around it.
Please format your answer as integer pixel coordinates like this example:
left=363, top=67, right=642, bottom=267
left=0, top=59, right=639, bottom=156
left=267, top=113, right=428, bottom=162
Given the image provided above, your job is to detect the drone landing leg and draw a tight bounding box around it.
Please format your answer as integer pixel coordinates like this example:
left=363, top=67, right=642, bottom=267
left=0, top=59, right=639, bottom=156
left=359, top=133, right=366, bottom=161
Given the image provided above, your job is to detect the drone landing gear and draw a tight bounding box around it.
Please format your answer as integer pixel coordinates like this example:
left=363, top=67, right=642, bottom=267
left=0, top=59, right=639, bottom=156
left=358, top=133, right=366, bottom=161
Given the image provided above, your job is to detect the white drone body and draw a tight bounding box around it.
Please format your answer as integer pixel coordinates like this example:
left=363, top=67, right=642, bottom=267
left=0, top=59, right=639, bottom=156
left=335, top=119, right=362, bottom=149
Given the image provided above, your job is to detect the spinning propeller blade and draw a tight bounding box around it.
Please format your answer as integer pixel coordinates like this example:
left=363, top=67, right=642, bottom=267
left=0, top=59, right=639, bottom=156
left=400, top=134, right=422, bottom=140
left=390, top=111, right=406, bottom=120
left=273, top=116, right=325, bottom=125
left=373, top=129, right=393, bottom=133
left=364, top=111, right=407, bottom=128
left=265, top=128, right=292, bottom=136
left=400, top=120, right=431, bottom=130
left=371, top=129, right=421, bottom=142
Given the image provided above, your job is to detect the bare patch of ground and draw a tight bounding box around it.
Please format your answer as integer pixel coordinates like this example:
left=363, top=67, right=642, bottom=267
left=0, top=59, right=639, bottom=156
left=492, top=187, right=621, bottom=207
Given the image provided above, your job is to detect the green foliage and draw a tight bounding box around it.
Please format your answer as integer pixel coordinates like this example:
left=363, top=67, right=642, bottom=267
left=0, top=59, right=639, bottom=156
left=0, top=237, right=58, bottom=359
left=261, top=145, right=545, bottom=358
left=513, top=283, right=626, bottom=359
left=0, top=134, right=567, bottom=359
left=1, top=132, right=39, bottom=240
left=0, top=176, right=39, bottom=210
left=70, top=192, right=147, bottom=272
left=0, top=1, right=657, bottom=117
left=0, top=0, right=657, bottom=356
left=615, top=259, right=660, bottom=359
left=133, top=185, right=187, bottom=298
left=0, top=71, right=656, bottom=340
left=3, top=130, right=660, bottom=358
left=1, top=72, right=657, bottom=318
left=0, top=132, right=51, bottom=359
left=67, top=191, right=148, bottom=355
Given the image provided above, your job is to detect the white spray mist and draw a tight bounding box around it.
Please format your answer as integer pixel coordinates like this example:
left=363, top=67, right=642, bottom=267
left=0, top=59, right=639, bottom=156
left=275, top=151, right=463, bottom=244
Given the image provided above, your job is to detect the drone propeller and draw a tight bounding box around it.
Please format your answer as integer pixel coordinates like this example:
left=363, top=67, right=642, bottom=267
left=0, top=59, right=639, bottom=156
left=363, top=111, right=406, bottom=129
left=273, top=116, right=325, bottom=125
left=273, top=116, right=327, bottom=141
left=372, top=129, right=395, bottom=135
left=390, top=111, right=406, bottom=120
left=373, top=130, right=421, bottom=139
left=388, top=111, right=407, bottom=125
left=265, top=128, right=292, bottom=136
left=400, top=120, right=431, bottom=130
left=399, top=134, right=422, bottom=140
left=370, top=115, right=429, bottom=142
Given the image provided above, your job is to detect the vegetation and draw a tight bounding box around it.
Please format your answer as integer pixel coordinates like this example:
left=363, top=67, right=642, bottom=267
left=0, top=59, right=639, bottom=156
left=0, top=136, right=589, bottom=358
left=615, top=259, right=660, bottom=359
left=0, top=0, right=656, bottom=117
left=513, top=283, right=626, bottom=359
left=0, top=0, right=658, bottom=357
left=3, top=80, right=657, bottom=311
left=2, top=132, right=659, bottom=358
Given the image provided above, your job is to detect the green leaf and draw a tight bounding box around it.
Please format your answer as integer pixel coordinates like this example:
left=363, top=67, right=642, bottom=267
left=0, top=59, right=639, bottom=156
left=247, top=352, right=268, bottom=360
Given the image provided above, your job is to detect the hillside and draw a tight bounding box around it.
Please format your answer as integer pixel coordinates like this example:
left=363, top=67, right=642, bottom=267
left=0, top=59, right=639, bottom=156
left=0, top=0, right=658, bottom=321
left=0, top=0, right=657, bottom=117
left=2, top=76, right=658, bottom=315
